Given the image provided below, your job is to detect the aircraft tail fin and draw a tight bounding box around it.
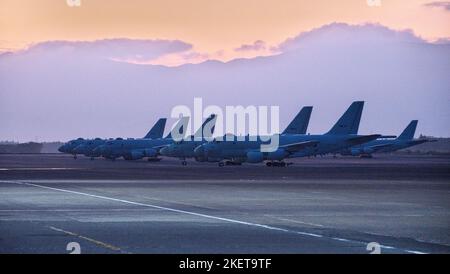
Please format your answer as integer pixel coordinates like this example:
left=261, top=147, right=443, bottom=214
left=143, top=118, right=167, bottom=139
left=193, top=114, right=217, bottom=140
left=282, top=106, right=313, bottom=135
left=397, top=120, right=418, bottom=140
left=165, top=116, right=190, bottom=140
left=326, top=101, right=364, bottom=135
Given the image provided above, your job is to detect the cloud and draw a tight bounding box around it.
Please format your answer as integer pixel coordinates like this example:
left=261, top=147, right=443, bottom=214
left=234, top=40, right=267, bottom=52
left=16, top=38, right=193, bottom=62
left=432, top=37, right=450, bottom=44
left=272, top=23, right=426, bottom=53
left=147, top=50, right=211, bottom=66
left=423, top=1, right=450, bottom=11
left=144, top=49, right=228, bottom=67
left=1, top=23, right=449, bottom=140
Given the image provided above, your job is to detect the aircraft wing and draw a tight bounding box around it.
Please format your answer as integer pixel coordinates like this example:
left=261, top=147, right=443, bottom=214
left=366, top=143, right=394, bottom=152
left=378, top=135, right=397, bottom=139
left=152, top=144, right=171, bottom=151
left=279, top=140, right=319, bottom=153
left=347, top=134, right=381, bottom=145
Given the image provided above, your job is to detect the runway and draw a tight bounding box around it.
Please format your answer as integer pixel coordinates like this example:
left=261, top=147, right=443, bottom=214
left=0, top=154, right=449, bottom=253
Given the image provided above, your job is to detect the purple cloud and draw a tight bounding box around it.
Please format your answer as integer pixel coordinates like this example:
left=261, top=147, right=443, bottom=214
left=18, top=38, right=193, bottom=62
left=433, top=37, right=450, bottom=44
left=423, top=1, right=450, bottom=11
left=1, top=23, right=449, bottom=141
left=272, top=23, right=426, bottom=53
left=234, top=40, right=266, bottom=52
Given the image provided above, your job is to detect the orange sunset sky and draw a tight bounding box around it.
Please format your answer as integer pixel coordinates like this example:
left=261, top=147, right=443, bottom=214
left=1, top=0, right=449, bottom=64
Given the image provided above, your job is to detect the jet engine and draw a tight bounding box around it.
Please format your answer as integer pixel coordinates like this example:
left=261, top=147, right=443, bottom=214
left=265, top=149, right=287, bottom=160
left=125, top=150, right=145, bottom=160
left=350, top=148, right=362, bottom=156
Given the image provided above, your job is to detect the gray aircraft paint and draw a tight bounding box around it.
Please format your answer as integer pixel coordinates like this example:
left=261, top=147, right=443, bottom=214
left=193, top=101, right=381, bottom=164
left=96, top=117, right=189, bottom=160
left=282, top=106, right=313, bottom=135
left=160, top=107, right=314, bottom=161
left=159, top=115, right=217, bottom=160
left=60, top=118, right=169, bottom=159
left=342, top=120, right=430, bottom=156
left=143, top=118, right=167, bottom=139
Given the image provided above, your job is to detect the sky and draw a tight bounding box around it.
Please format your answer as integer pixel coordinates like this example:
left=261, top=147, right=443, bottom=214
left=1, top=0, right=449, bottom=64
left=0, top=0, right=449, bottom=141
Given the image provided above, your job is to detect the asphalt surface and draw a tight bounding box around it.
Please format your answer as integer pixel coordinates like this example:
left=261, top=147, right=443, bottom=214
left=0, top=154, right=449, bottom=254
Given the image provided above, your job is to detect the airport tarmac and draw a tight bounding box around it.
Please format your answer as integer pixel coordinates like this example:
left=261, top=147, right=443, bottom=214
left=0, top=154, right=449, bottom=253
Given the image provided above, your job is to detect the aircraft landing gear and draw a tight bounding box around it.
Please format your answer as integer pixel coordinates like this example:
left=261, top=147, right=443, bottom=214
left=218, top=160, right=241, bottom=167
left=181, top=160, right=187, bottom=166
left=90, top=157, right=94, bottom=160
left=73, top=155, right=77, bottom=159
left=148, top=157, right=162, bottom=162
left=266, top=161, right=290, bottom=167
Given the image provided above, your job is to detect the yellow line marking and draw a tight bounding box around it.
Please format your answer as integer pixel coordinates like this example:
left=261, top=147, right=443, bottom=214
left=49, top=226, right=122, bottom=252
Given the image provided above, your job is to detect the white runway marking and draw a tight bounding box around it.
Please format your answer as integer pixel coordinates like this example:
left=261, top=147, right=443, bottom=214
left=141, top=196, right=221, bottom=211
left=3, top=180, right=428, bottom=254
left=405, top=250, right=427, bottom=254
left=0, top=208, right=159, bottom=212
left=266, top=215, right=325, bottom=227
left=0, top=168, right=83, bottom=171
left=332, top=237, right=351, bottom=242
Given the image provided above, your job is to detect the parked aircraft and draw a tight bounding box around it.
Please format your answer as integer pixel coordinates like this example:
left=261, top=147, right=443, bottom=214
left=193, top=101, right=381, bottom=166
left=95, top=117, right=188, bottom=160
left=159, top=114, right=217, bottom=165
left=72, top=118, right=167, bottom=160
left=340, top=120, right=431, bottom=157
left=282, top=106, right=313, bottom=135
left=160, top=107, right=312, bottom=165
left=57, top=138, right=86, bottom=159
left=72, top=137, right=106, bottom=160
left=58, top=118, right=167, bottom=159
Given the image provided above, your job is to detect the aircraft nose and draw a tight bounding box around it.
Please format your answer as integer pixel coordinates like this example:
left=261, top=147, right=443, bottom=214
left=58, top=145, right=66, bottom=153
